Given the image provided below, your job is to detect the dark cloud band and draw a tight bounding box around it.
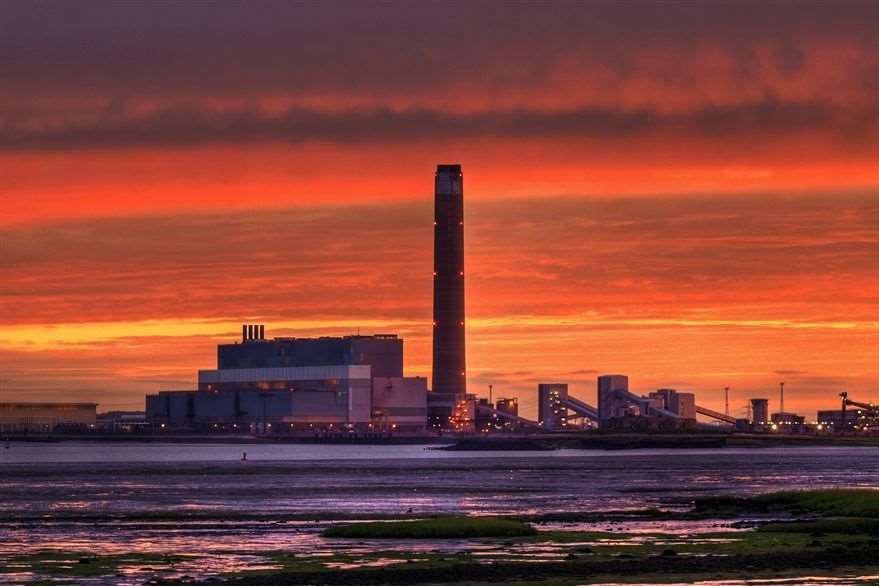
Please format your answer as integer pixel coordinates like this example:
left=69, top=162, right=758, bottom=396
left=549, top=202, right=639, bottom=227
left=2, top=100, right=876, bottom=151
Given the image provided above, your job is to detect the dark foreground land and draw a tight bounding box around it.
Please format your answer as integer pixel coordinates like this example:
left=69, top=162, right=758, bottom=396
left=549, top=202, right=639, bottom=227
left=6, top=489, right=879, bottom=585
left=190, top=490, right=879, bottom=586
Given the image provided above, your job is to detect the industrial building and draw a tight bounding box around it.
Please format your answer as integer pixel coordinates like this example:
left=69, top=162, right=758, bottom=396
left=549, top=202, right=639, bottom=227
left=771, top=411, right=806, bottom=432
left=536, top=383, right=600, bottom=429
left=532, top=377, right=742, bottom=432
left=446, top=393, right=539, bottom=433
left=817, top=409, right=869, bottom=431
left=817, top=393, right=879, bottom=432
left=751, top=399, right=770, bottom=427
left=538, top=384, right=569, bottom=429
left=470, top=397, right=524, bottom=432
left=649, top=389, right=697, bottom=420
left=495, top=397, right=518, bottom=417
left=146, top=328, right=427, bottom=433
left=595, top=376, right=698, bottom=425
left=95, top=411, right=148, bottom=433
left=218, top=325, right=403, bottom=376
left=597, top=375, right=632, bottom=420
left=0, top=402, right=97, bottom=433
left=594, top=380, right=704, bottom=431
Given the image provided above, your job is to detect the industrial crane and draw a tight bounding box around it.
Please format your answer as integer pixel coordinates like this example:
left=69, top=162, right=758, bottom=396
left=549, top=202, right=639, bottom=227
left=839, top=391, right=879, bottom=429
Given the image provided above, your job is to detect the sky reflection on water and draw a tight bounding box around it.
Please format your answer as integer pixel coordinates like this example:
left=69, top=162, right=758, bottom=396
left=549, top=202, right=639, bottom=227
left=2, top=444, right=879, bottom=584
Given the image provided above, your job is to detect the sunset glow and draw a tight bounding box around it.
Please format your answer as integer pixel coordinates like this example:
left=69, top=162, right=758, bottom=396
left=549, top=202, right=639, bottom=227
left=2, top=0, right=878, bottom=418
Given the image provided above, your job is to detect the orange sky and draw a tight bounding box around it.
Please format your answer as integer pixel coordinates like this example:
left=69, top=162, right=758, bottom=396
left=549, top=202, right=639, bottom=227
left=2, top=1, right=878, bottom=418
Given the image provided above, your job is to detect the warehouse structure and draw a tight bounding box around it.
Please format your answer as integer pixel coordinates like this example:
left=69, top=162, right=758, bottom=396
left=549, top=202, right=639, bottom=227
left=0, top=402, right=97, bottom=433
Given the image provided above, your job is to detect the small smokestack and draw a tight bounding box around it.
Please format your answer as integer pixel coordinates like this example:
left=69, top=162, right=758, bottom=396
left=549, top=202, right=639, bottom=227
left=242, top=324, right=247, bottom=343
left=259, top=325, right=265, bottom=340
left=247, top=325, right=254, bottom=341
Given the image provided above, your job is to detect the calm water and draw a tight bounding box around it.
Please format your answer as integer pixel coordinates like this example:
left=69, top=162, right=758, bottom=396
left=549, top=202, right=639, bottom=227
left=1, top=443, right=878, bottom=584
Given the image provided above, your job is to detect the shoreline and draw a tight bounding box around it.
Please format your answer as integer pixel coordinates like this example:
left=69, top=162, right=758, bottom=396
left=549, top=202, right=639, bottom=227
left=4, top=431, right=879, bottom=449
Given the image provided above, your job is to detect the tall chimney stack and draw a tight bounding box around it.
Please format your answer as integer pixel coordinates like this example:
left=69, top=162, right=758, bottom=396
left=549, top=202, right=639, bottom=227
left=432, top=164, right=467, bottom=409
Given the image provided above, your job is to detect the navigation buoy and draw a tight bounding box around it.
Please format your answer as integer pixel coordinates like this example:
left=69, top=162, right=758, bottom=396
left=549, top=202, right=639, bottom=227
left=241, top=451, right=247, bottom=461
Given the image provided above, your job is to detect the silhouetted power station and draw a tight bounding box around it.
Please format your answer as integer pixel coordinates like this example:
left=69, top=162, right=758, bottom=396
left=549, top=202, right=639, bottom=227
left=137, top=164, right=879, bottom=436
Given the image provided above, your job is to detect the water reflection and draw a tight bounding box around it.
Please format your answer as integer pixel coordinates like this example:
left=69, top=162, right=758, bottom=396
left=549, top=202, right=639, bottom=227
left=2, top=445, right=879, bottom=583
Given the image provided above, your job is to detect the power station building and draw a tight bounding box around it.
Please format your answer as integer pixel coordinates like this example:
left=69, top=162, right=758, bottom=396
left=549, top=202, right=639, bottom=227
left=146, top=326, right=427, bottom=433
left=429, top=164, right=467, bottom=428
left=538, top=383, right=570, bottom=429
left=594, top=377, right=700, bottom=430
left=217, top=326, right=403, bottom=376
left=751, top=398, right=770, bottom=426
left=147, top=164, right=470, bottom=433
left=648, top=389, right=697, bottom=420
left=597, top=375, right=632, bottom=420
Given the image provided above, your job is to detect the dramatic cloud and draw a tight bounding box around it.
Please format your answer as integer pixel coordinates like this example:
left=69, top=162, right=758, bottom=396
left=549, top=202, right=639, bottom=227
left=3, top=1, right=878, bottom=105
left=3, top=1, right=879, bottom=154
left=3, top=100, right=878, bottom=152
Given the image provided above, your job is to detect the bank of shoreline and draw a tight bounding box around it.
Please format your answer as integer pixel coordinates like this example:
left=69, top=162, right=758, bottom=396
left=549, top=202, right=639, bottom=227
left=4, top=431, right=879, bottom=449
